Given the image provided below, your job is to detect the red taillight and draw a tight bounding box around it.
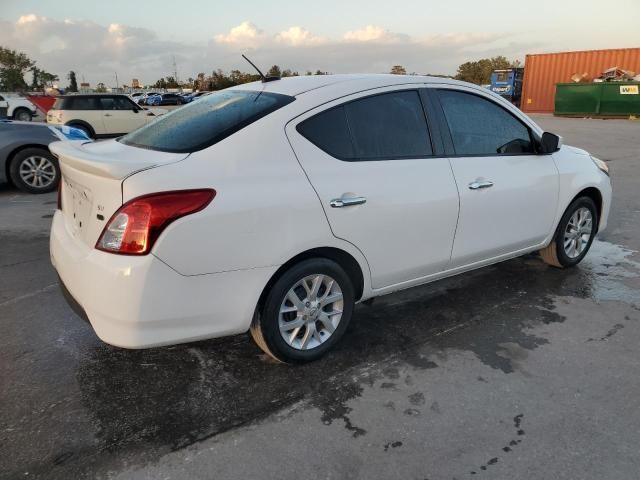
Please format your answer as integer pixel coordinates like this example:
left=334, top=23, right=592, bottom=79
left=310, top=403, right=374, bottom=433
left=96, top=189, right=216, bottom=255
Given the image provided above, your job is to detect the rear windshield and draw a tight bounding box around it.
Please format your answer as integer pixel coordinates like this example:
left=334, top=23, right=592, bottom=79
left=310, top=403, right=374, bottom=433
left=119, top=90, right=295, bottom=153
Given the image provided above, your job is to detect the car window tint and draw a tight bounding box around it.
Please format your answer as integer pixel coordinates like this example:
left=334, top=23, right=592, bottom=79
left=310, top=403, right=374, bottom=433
left=114, top=97, right=135, bottom=110
left=119, top=90, right=294, bottom=153
left=296, top=106, right=354, bottom=160
left=344, top=91, right=432, bottom=160
left=70, top=97, right=99, bottom=110
left=99, top=97, right=116, bottom=110
left=438, top=90, right=534, bottom=155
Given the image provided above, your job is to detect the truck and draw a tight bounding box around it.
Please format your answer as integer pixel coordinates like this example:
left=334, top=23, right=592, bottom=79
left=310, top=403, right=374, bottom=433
left=490, top=68, right=524, bottom=107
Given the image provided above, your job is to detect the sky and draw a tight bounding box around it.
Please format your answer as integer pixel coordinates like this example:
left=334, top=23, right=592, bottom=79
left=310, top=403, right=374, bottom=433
left=1, top=0, right=639, bottom=87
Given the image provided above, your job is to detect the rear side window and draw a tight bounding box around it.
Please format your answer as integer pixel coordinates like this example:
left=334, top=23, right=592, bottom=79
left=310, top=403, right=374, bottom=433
left=438, top=90, right=534, bottom=155
left=296, top=106, right=354, bottom=159
left=99, top=97, right=115, bottom=110
left=120, top=90, right=294, bottom=153
left=69, top=97, right=100, bottom=110
left=297, top=90, right=432, bottom=161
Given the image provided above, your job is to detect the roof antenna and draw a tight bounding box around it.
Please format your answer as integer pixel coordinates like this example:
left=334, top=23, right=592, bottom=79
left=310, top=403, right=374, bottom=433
left=241, top=54, right=280, bottom=83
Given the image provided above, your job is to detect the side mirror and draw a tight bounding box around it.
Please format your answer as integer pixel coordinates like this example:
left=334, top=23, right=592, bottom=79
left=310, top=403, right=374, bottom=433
left=540, top=132, right=561, bottom=153
left=132, top=107, right=139, bottom=113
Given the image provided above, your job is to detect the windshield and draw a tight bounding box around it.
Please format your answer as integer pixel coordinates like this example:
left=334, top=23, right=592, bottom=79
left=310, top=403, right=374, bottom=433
left=119, top=89, right=295, bottom=153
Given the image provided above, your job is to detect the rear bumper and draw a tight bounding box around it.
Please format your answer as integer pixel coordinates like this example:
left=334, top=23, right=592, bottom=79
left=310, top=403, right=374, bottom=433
left=50, top=210, right=277, bottom=348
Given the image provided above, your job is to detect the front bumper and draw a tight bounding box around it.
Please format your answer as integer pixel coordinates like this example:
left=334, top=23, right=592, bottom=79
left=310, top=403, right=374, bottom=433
left=50, top=210, right=277, bottom=348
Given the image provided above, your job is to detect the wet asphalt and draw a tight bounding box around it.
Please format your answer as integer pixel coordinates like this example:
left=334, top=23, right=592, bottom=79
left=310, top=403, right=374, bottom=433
left=1, top=115, right=639, bottom=479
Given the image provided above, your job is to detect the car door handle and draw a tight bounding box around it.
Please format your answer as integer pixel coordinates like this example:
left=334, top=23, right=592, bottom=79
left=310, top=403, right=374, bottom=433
left=330, top=196, right=367, bottom=208
left=104, top=114, right=112, bottom=117
left=468, top=180, right=494, bottom=190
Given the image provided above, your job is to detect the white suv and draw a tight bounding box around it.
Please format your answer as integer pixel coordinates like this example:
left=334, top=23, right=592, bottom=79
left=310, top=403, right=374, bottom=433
left=50, top=74, right=611, bottom=363
left=0, top=93, right=38, bottom=121
left=46, top=94, right=166, bottom=138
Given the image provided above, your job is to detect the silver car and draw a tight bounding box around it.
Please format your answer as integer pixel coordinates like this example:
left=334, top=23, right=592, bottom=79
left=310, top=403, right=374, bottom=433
left=0, top=120, right=90, bottom=193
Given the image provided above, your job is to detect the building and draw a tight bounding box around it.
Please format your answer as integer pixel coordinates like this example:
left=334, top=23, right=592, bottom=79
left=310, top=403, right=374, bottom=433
left=131, top=78, right=141, bottom=89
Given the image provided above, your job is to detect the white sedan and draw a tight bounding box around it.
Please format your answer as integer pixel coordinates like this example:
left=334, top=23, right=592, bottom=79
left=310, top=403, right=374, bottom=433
left=50, top=74, right=611, bottom=363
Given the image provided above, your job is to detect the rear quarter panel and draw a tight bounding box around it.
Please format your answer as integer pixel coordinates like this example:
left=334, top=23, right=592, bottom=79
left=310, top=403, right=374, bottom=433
left=122, top=107, right=372, bottom=290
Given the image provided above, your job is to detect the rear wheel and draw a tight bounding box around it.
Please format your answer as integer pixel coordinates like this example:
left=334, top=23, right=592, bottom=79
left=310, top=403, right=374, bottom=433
left=251, top=258, right=355, bottom=363
left=13, top=108, right=32, bottom=122
left=539, top=196, right=597, bottom=268
left=9, top=147, right=60, bottom=193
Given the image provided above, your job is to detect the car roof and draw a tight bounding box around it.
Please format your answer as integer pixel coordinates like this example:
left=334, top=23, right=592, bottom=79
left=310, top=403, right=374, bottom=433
left=230, top=73, right=465, bottom=97
left=0, top=119, right=50, bottom=129
left=57, top=93, right=130, bottom=98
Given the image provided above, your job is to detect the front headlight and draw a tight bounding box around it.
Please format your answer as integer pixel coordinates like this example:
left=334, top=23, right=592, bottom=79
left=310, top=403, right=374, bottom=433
left=591, top=156, right=609, bottom=176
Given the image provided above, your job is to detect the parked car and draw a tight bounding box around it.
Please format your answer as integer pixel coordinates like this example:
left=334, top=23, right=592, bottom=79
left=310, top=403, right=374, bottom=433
left=0, top=120, right=90, bottom=193
left=0, top=94, right=38, bottom=121
left=146, top=93, right=185, bottom=106
left=50, top=74, right=611, bottom=363
left=189, top=91, right=212, bottom=102
left=136, top=92, right=160, bottom=106
left=46, top=94, right=167, bottom=138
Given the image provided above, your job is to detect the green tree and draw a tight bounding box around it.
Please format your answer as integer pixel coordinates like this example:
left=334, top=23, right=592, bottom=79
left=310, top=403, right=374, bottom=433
left=164, top=76, right=179, bottom=88
left=39, top=71, right=59, bottom=88
left=154, top=78, right=167, bottom=89
left=454, top=56, right=513, bottom=85
left=267, top=65, right=282, bottom=77
left=0, top=46, right=34, bottom=91
left=95, top=82, right=107, bottom=93
left=67, top=71, right=78, bottom=92
left=30, top=66, right=40, bottom=90
left=390, top=65, right=407, bottom=75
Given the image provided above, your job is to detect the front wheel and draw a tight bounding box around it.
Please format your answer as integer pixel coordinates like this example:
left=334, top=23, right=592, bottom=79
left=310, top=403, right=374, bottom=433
left=250, top=258, right=355, bottom=363
left=539, top=196, right=598, bottom=268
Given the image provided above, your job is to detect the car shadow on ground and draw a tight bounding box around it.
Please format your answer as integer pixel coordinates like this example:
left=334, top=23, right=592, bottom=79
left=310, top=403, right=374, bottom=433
left=74, top=253, right=593, bottom=456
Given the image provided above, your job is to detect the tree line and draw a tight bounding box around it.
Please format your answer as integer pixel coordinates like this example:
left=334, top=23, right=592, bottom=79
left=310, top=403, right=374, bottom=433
left=152, top=66, right=329, bottom=90
left=2, top=45, right=519, bottom=93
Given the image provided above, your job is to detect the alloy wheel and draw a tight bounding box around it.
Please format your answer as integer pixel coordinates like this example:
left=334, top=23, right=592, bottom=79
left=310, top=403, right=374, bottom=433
left=278, top=274, right=344, bottom=350
left=19, top=155, right=56, bottom=189
left=563, top=207, right=593, bottom=258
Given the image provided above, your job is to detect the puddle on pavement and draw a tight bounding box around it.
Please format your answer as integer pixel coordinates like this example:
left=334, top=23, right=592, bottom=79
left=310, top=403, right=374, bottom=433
left=70, top=240, right=640, bottom=472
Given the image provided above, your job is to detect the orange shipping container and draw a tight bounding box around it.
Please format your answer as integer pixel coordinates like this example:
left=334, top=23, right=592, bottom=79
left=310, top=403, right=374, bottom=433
left=521, top=48, right=640, bottom=113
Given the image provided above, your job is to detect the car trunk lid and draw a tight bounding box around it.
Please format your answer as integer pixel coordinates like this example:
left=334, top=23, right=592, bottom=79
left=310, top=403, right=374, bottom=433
left=50, top=140, right=189, bottom=248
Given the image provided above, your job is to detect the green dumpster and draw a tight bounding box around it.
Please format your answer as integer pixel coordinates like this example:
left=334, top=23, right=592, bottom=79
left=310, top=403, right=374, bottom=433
left=555, top=82, right=640, bottom=117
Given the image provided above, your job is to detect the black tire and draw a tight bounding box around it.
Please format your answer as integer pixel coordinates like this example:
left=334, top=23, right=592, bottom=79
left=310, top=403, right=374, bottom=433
left=250, top=258, right=355, bottom=363
left=66, top=122, right=94, bottom=139
left=539, top=196, right=598, bottom=268
left=9, top=147, right=60, bottom=194
left=13, top=108, right=32, bottom=122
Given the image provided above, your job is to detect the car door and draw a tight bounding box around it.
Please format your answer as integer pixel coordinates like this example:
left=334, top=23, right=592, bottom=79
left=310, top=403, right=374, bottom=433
left=100, top=96, right=144, bottom=134
left=431, top=86, right=559, bottom=268
left=287, top=87, right=460, bottom=289
left=67, top=96, right=105, bottom=135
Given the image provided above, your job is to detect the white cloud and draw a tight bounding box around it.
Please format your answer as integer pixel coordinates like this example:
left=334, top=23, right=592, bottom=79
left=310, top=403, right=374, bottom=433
left=343, top=25, right=404, bottom=43
left=214, top=21, right=264, bottom=47
left=0, top=14, right=526, bottom=86
left=16, top=14, right=40, bottom=25
left=275, top=26, right=325, bottom=46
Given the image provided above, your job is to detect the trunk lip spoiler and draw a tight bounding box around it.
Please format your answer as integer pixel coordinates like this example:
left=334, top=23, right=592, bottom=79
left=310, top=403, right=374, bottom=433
left=49, top=140, right=189, bottom=180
